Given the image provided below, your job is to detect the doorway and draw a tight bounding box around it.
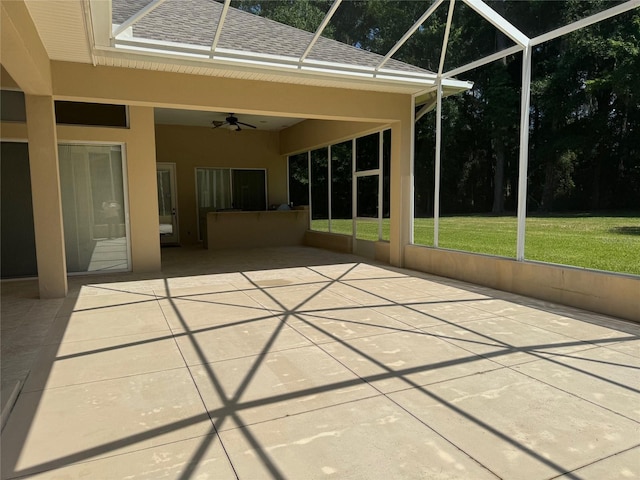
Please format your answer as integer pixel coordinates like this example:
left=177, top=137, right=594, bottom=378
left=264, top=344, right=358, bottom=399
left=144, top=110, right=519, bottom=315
left=58, top=144, right=131, bottom=273
left=1, top=142, right=37, bottom=278
left=157, top=162, right=179, bottom=245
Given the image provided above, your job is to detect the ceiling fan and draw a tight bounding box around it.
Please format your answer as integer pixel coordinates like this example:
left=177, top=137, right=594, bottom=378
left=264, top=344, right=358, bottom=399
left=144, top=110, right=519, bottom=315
left=212, top=113, right=257, bottom=131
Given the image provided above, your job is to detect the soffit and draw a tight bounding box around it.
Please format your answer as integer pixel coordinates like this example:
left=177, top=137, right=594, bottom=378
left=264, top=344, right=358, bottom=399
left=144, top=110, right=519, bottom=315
left=155, top=109, right=304, bottom=130
left=24, top=0, right=92, bottom=63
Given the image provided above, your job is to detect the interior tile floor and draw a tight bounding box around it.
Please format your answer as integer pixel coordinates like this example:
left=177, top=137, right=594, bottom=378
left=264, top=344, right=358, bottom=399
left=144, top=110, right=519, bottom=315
left=1, top=246, right=639, bottom=479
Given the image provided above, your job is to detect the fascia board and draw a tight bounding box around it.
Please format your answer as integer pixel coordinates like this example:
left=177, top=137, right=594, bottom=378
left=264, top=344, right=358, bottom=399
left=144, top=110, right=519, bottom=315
left=95, top=45, right=450, bottom=93
left=414, top=78, right=473, bottom=107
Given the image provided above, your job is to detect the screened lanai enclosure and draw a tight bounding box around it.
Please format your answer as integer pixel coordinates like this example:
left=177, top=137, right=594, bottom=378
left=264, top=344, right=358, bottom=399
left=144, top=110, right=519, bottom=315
left=1, top=0, right=638, bottom=313
left=2, top=1, right=640, bottom=478
left=104, top=0, right=640, bottom=275
left=237, top=0, right=640, bottom=276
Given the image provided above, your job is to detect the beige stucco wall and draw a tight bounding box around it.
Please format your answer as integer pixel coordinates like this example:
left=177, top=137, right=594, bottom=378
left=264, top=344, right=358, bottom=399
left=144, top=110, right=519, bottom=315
left=304, top=231, right=353, bottom=254
left=154, top=124, right=286, bottom=245
left=389, top=104, right=413, bottom=267
left=404, top=245, right=640, bottom=322
left=207, top=210, right=309, bottom=249
left=375, top=241, right=391, bottom=264
left=0, top=122, right=28, bottom=139
left=280, top=119, right=386, bottom=155
left=123, top=106, right=161, bottom=272
left=1, top=65, right=21, bottom=90
left=25, top=95, right=67, bottom=298
left=0, top=1, right=51, bottom=95
left=51, top=62, right=410, bottom=124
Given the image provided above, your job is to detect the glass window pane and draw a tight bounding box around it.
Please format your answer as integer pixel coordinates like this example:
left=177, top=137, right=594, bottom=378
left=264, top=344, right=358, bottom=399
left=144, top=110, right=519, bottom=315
left=232, top=169, right=266, bottom=211
left=1, top=90, right=26, bottom=122
left=288, top=153, right=309, bottom=207
left=438, top=58, right=519, bottom=258
left=1, top=142, right=37, bottom=278
left=331, top=140, right=352, bottom=232
left=414, top=111, right=436, bottom=247
left=382, top=129, right=391, bottom=241
left=525, top=13, right=640, bottom=276
left=356, top=132, right=379, bottom=172
left=196, top=168, right=232, bottom=209
left=55, top=102, right=128, bottom=128
left=310, top=148, right=329, bottom=231
left=357, top=175, right=378, bottom=218
left=59, top=144, right=129, bottom=273
left=157, top=170, right=172, bottom=217
left=196, top=168, right=231, bottom=241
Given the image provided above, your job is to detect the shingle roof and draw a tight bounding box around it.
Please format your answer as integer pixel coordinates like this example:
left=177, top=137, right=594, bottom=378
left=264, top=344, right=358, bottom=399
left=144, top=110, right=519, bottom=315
left=112, top=0, right=432, bottom=75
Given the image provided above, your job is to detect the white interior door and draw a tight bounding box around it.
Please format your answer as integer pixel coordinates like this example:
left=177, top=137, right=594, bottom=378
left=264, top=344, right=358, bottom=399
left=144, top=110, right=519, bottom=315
left=157, top=162, right=179, bottom=245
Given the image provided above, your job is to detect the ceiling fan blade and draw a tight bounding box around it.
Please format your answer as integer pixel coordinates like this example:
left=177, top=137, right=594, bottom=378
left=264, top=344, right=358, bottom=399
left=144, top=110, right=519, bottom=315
left=237, top=121, right=257, bottom=129
left=212, top=120, right=227, bottom=128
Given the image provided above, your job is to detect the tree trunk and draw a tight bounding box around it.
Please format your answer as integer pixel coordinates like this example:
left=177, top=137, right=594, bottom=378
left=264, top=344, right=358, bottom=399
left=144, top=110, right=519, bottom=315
left=492, top=138, right=506, bottom=213
left=591, top=158, right=601, bottom=210
left=590, top=90, right=610, bottom=210
left=540, top=161, right=555, bottom=212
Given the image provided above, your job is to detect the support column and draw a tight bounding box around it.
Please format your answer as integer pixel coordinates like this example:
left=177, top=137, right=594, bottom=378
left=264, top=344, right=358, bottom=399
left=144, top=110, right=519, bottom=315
left=434, top=79, right=443, bottom=247
left=516, top=46, right=532, bottom=261
left=25, top=95, right=68, bottom=298
left=126, top=105, right=161, bottom=272
left=389, top=96, right=414, bottom=267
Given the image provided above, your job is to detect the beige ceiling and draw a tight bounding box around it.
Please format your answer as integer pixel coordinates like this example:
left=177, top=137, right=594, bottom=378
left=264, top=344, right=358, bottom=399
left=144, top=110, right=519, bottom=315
left=25, top=0, right=93, bottom=63
left=154, top=108, right=304, bottom=131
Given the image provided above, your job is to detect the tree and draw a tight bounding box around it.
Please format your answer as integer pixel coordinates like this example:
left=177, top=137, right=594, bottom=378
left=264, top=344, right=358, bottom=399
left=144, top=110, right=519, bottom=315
left=530, top=1, right=640, bottom=211
left=243, top=0, right=640, bottom=215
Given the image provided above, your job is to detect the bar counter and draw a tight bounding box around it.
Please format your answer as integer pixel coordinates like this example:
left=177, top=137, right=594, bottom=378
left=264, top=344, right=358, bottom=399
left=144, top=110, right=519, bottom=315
left=205, top=208, right=309, bottom=250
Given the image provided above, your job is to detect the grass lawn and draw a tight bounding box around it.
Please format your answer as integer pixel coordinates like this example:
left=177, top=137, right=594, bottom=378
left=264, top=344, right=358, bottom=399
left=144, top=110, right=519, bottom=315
left=311, top=213, right=640, bottom=276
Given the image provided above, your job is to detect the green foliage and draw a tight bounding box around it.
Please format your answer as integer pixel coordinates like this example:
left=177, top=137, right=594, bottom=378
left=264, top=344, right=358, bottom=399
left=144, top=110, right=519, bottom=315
left=272, top=1, right=639, bottom=275
left=312, top=214, right=640, bottom=275
left=234, top=0, right=332, bottom=33
left=268, top=1, right=639, bottom=215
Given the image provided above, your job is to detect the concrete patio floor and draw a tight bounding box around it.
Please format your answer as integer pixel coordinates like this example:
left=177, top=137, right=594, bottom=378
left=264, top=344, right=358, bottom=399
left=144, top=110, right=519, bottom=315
left=1, top=246, right=639, bottom=479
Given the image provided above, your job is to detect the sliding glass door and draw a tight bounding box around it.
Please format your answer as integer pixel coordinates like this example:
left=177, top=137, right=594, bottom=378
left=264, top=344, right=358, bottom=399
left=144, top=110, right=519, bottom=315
left=58, top=144, right=130, bottom=273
